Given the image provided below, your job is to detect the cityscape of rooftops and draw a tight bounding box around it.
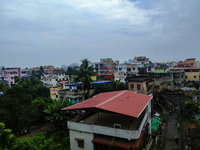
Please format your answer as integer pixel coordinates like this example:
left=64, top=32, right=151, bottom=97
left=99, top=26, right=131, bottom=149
left=0, top=0, right=200, bottom=149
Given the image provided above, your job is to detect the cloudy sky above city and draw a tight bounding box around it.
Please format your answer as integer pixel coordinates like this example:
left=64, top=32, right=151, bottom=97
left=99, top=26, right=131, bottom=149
left=0, top=0, right=200, bottom=68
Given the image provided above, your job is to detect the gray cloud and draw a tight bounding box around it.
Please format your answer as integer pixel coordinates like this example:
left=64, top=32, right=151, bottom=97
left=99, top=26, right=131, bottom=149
left=0, top=0, right=200, bottom=68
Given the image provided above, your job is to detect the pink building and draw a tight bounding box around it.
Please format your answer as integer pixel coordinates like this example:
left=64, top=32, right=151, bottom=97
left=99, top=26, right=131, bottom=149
left=0, top=67, right=31, bottom=85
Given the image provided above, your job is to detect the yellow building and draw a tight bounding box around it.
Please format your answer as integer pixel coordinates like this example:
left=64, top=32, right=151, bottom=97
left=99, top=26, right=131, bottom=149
left=185, top=72, right=200, bottom=82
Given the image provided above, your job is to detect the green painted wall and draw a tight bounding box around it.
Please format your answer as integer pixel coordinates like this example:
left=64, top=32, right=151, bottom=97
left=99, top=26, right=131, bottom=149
left=154, top=69, right=165, bottom=73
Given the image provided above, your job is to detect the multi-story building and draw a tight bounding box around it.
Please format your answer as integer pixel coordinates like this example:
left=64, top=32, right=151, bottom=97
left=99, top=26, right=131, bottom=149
left=41, top=65, right=62, bottom=76
left=43, top=74, right=69, bottom=88
left=171, top=67, right=200, bottom=82
left=92, top=58, right=118, bottom=75
left=133, top=56, right=149, bottom=64
left=176, top=58, right=196, bottom=68
left=63, top=90, right=152, bottom=150
left=149, top=71, right=185, bottom=91
left=0, top=67, right=31, bottom=85
left=61, top=65, right=68, bottom=71
left=126, top=76, right=153, bottom=95
left=50, top=81, right=112, bottom=101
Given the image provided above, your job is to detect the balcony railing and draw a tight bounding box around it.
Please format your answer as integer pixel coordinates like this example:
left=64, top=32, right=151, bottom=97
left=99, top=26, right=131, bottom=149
left=58, top=90, right=85, bottom=95
left=68, top=112, right=147, bottom=140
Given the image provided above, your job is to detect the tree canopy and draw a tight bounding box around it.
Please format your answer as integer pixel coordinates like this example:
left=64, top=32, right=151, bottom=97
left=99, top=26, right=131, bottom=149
left=92, top=80, right=126, bottom=96
left=74, top=59, right=97, bottom=99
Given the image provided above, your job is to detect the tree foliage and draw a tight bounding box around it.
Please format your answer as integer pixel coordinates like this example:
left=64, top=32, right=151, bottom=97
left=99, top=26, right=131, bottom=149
left=74, top=59, right=97, bottom=99
left=65, top=67, right=73, bottom=76
left=0, top=122, right=15, bottom=150
left=43, top=98, right=76, bottom=130
left=0, top=76, right=51, bottom=133
left=0, top=81, right=9, bottom=90
left=92, top=80, right=126, bottom=96
left=31, top=66, right=44, bottom=80
left=180, top=99, right=200, bottom=121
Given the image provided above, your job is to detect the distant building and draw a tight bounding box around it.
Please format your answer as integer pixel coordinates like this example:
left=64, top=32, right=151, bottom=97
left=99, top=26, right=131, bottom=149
left=50, top=81, right=112, bottom=101
left=171, top=67, right=200, bottom=82
left=177, top=58, right=196, bottom=68
left=61, top=65, right=68, bottom=71
left=126, top=76, right=153, bottom=95
left=149, top=71, right=185, bottom=91
left=0, top=67, right=31, bottom=85
left=70, top=63, right=79, bottom=67
left=43, top=74, right=69, bottom=88
left=133, top=56, right=149, bottom=64
left=92, top=58, right=118, bottom=75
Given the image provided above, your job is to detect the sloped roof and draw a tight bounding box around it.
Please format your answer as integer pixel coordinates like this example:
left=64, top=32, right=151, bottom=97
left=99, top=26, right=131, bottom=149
left=63, top=90, right=152, bottom=118
left=59, top=81, right=68, bottom=84
left=171, top=67, right=200, bottom=70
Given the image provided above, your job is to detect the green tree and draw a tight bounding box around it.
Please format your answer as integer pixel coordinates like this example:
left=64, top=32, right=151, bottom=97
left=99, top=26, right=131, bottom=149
left=92, top=80, right=126, bottom=96
left=31, top=97, right=53, bottom=123
left=0, top=81, right=9, bottom=90
left=74, top=59, right=97, bottom=99
left=17, top=76, right=49, bottom=99
left=37, top=66, right=45, bottom=80
left=188, top=83, right=193, bottom=87
left=43, top=98, right=76, bottom=130
left=14, top=76, right=20, bottom=84
left=66, top=67, right=73, bottom=76
left=180, top=99, right=200, bottom=121
left=31, top=66, right=44, bottom=80
left=0, top=86, right=33, bottom=132
left=0, top=122, right=15, bottom=150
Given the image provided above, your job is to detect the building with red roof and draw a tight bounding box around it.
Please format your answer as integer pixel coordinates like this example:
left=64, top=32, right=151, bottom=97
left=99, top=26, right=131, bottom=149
left=63, top=90, right=152, bottom=150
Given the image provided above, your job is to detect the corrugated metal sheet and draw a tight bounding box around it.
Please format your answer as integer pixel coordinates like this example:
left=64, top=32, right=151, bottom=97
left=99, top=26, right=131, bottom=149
left=63, top=90, right=152, bottom=118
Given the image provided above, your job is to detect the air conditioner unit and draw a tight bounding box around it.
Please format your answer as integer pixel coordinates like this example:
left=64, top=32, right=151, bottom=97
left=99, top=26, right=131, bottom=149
left=113, top=124, right=121, bottom=129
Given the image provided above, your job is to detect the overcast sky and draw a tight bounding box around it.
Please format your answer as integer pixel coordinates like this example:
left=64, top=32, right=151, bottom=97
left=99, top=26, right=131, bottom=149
left=0, top=0, right=200, bottom=68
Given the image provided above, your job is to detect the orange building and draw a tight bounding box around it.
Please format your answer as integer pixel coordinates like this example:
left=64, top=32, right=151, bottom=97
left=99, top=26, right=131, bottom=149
left=177, top=58, right=196, bottom=68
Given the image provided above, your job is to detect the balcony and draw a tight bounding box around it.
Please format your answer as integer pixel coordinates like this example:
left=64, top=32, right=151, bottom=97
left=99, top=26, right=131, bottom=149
left=68, top=112, right=147, bottom=140
left=58, top=90, right=85, bottom=95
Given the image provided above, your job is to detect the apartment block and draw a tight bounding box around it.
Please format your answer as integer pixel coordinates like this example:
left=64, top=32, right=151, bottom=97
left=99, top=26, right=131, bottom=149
left=63, top=90, right=152, bottom=150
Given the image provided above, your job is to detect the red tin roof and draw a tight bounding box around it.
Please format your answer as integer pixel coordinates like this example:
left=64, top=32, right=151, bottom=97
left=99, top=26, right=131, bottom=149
left=171, top=67, right=200, bottom=70
left=59, top=81, right=68, bottom=84
left=63, top=90, right=152, bottom=118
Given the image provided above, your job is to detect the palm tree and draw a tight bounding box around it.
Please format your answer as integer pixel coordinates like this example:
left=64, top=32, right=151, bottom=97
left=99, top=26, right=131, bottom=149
left=74, top=59, right=97, bottom=99
left=37, top=66, right=44, bottom=80
left=43, top=98, right=75, bottom=130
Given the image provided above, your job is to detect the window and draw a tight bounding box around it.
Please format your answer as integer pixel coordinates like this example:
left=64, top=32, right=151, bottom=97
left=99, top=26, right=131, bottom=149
left=185, top=76, right=187, bottom=79
left=127, top=68, right=131, bottom=71
left=56, top=95, right=58, bottom=98
left=194, top=76, right=196, bottom=78
left=191, top=63, right=193, bottom=65
left=56, top=79, right=57, bottom=81
left=132, top=68, right=135, bottom=71
left=78, top=141, right=84, bottom=148
left=131, top=84, right=134, bottom=90
left=75, top=138, right=84, bottom=148
left=137, top=84, right=140, bottom=90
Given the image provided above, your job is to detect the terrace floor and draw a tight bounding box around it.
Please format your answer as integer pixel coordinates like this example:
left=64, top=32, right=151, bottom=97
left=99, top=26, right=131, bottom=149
left=76, top=112, right=144, bottom=130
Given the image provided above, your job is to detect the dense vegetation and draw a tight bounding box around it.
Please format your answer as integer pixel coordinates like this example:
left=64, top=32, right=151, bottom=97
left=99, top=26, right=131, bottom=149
left=0, top=76, right=73, bottom=150
left=92, top=80, right=126, bottom=96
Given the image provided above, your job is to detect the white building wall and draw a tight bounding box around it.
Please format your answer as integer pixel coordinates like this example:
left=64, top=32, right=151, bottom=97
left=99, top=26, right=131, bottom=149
left=70, top=130, right=94, bottom=150
left=117, top=64, right=126, bottom=72
left=115, top=77, right=126, bottom=83
left=147, top=100, right=152, bottom=134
